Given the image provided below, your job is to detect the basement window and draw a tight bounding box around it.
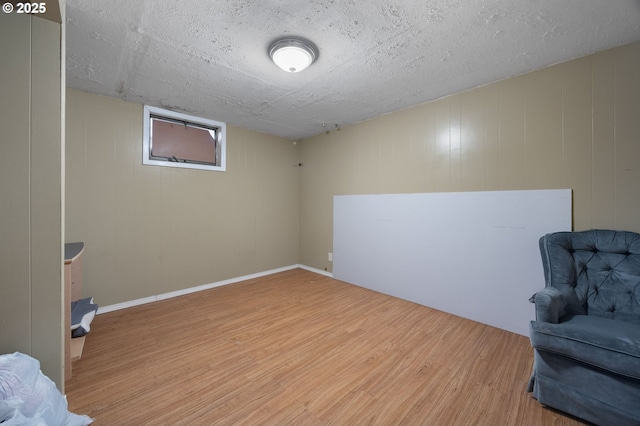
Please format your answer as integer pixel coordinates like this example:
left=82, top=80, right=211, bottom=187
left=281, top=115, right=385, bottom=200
left=143, top=105, right=226, bottom=171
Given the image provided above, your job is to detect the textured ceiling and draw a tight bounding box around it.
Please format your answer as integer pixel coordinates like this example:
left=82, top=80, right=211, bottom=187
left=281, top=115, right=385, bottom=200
left=66, top=0, right=640, bottom=140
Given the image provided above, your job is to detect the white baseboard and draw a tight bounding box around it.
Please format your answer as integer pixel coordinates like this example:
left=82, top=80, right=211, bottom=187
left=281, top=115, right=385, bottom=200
left=97, top=264, right=332, bottom=315
left=298, top=264, right=333, bottom=277
left=98, top=296, right=158, bottom=314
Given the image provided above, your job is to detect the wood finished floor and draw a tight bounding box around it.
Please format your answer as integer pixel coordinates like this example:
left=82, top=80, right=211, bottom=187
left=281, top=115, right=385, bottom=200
left=65, top=268, right=587, bottom=425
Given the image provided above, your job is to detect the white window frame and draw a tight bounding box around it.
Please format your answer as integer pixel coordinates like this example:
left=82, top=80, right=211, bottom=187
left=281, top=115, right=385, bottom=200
left=143, top=105, right=226, bottom=172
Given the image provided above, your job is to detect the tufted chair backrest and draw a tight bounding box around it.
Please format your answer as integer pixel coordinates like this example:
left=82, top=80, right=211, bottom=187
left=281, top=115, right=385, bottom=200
left=539, top=230, right=640, bottom=325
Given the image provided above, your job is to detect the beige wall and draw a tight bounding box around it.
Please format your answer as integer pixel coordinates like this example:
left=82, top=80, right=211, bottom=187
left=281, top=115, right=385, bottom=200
left=0, top=12, right=65, bottom=388
left=299, top=41, right=640, bottom=272
left=65, top=90, right=299, bottom=307
left=66, top=41, right=640, bottom=309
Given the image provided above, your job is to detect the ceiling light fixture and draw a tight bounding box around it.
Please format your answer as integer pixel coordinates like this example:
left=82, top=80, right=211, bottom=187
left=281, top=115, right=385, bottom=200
left=269, top=37, right=318, bottom=73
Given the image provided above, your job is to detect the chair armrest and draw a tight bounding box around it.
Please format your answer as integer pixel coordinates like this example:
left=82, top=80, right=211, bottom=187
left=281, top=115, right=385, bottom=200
left=529, top=287, right=567, bottom=323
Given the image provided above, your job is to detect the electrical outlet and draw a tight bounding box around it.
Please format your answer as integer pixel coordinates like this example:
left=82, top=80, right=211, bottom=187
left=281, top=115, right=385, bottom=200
left=328, top=252, right=333, bottom=262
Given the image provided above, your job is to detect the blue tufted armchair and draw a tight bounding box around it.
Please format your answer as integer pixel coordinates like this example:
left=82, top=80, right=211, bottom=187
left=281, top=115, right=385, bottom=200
left=528, top=230, right=640, bottom=426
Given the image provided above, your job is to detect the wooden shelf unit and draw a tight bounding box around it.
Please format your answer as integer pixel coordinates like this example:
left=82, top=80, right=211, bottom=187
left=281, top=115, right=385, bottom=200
left=64, top=242, right=85, bottom=380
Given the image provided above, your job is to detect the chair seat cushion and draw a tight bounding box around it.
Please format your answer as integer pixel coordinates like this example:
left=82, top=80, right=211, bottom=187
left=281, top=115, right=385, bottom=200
left=530, top=315, right=640, bottom=380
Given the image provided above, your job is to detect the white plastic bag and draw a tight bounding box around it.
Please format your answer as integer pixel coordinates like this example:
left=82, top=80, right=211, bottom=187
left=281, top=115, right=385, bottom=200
left=0, top=352, right=92, bottom=425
